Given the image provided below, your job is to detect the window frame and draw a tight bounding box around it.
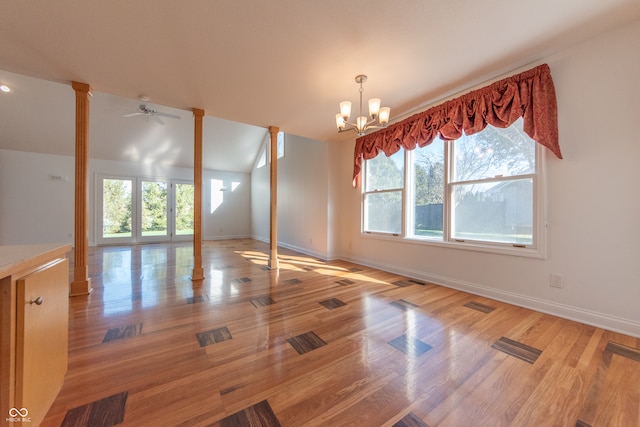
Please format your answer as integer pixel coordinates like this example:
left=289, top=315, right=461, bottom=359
left=361, top=150, right=405, bottom=236
left=361, top=127, right=548, bottom=259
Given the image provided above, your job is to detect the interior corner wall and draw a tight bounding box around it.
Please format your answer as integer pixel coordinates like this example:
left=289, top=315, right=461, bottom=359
left=250, top=142, right=270, bottom=243
left=277, top=134, right=329, bottom=259
left=334, top=20, right=640, bottom=337
left=250, top=134, right=331, bottom=260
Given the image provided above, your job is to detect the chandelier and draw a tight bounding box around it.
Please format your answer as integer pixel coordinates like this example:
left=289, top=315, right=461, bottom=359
left=335, top=74, right=390, bottom=136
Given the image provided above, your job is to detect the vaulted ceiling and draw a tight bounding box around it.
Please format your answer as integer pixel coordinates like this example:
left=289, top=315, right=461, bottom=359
left=1, top=1, right=638, bottom=172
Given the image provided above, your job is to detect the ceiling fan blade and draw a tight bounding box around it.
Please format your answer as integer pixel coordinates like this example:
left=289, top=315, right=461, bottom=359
left=123, top=112, right=144, bottom=117
left=154, top=111, right=181, bottom=120
left=153, top=115, right=165, bottom=125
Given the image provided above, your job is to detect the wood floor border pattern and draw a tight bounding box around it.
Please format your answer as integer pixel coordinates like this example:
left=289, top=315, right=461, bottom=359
left=196, top=326, right=233, bottom=347
left=251, top=296, right=277, bottom=308
left=60, top=391, right=128, bottom=427
left=287, top=331, right=327, bottom=355
left=391, top=299, right=420, bottom=311
left=463, top=301, right=497, bottom=314
left=491, top=336, right=543, bottom=364
left=393, top=411, right=431, bottom=427
left=319, top=297, right=347, bottom=310
left=606, top=341, right=640, bottom=362
left=102, top=323, right=143, bottom=343
left=186, top=294, right=209, bottom=304
left=388, top=334, right=433, bottom=357
left=219, top=399, right=282, bottom=427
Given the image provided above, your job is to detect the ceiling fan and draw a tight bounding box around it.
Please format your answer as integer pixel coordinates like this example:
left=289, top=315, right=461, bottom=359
left=123, top=103, right=181, bottom=124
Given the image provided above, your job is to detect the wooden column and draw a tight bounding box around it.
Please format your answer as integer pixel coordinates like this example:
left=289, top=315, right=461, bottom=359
left=191, top=108, right=205, bottom=281
left=69, top=81, right=93, bottom=296
left=267, top=126, right=279, bottom=270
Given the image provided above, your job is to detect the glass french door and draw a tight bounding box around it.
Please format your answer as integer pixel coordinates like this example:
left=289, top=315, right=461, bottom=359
left=98, top=175, right=194, bottom=244
left=139, top=179, right=169, bottom=242
left=173, top=181, right=195, bottom=241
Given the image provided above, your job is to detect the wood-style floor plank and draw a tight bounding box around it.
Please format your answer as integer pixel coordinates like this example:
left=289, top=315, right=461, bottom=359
left=39, top=239, right=640, bottom=426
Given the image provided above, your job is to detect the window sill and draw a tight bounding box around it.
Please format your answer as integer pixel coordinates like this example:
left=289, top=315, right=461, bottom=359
left=361, top=232, right=546, bottom=259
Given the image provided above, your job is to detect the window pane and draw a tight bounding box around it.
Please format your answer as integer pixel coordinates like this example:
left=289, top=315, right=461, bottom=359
left=175, top=183, right=194, bottom=235
left=412, top=141, right=444, bottom=238
left=365, top=150, right=404, bottom=192
left=451, top=178, right=533, bottom=244
left=364, top=191, right=402, bottom=234
left=102, top=178, right=132, bottom=238
left=141, top=181, right=168, bottom=237
left=452, top=118, right=535, bottom=182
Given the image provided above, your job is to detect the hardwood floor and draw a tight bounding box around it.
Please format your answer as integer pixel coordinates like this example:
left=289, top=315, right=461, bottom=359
left=40, top=239, right=640, bottom=426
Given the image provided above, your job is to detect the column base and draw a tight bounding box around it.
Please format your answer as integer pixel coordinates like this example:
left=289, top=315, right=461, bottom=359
left=267, top=256, right=279, bottom=270
left=191, top=267, right=205, bottom=282
left=69, top=278, right=92, bottom=297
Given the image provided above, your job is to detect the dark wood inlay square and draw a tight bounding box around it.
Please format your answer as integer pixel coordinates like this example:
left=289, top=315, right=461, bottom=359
left=284, top=278, right=302, bottom=285
left=302, top=266, right=314, bottom=272
left=391, top=299, right=419, bottom=311
left=388, top=335, right=433, bottom=357
left=220, top=399, right=282, bottom=427
left=491, top=336, right=542, bottom=364
left=102, top=323, right=143, bottom=343
left=391, top=280, right=413, bottom=287
left=196, top=326, right=232, bottom=347
left=605, top=341, right=640, bottom=362
left=336, top=278, right=355, bottom=286
left=349, top=267, right=363, bottom=272
left=287, top=331, right=327, bottom=355
left=251, top=296, right=276, bottom=308
left=319, top=298, right=347, bottom=310
left=463, top=301, right=497, bottom=313
left=408, top=278, right=427, bottom=285
left=393, top=411, right=431, bottom=427
left=575, top=420, right=592, bottom=427
left=61, top=391, right=128, bottom=427
left=187, top=294, right=209, bottom=304
left=232, top=277, right=252, bottom=284
left=220, top=384, right=243, bottom=395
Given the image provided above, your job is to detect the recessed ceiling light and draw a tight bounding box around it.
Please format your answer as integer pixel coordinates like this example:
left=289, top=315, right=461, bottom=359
left=0, top=85, right=10, bottom=93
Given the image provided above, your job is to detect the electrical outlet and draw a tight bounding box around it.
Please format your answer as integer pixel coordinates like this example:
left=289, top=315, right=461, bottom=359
left=550, top=274, right=564, bottom=288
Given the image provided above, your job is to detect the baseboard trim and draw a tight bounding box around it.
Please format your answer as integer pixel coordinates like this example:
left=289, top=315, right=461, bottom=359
left=250, top=235, right=334, bottom=261
left=204, top=234, right=251, bottom=241
left=340, top=254, right=640, bottom=338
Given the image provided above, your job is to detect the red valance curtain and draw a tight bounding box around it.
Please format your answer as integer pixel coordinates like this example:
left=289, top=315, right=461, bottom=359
left=352, top=63, right=561, bottom=186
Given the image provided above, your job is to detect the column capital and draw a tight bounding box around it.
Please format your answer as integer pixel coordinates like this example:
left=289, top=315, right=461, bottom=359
left=192, top=108, right=205, bottom=117
left=71, top=81, right=92, bottom=95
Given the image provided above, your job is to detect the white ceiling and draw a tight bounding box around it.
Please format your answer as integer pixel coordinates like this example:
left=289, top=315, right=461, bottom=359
left=1, top=1, right=639, bottom=172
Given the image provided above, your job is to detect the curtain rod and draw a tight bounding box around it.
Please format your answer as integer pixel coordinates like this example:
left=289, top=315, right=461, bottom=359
left=389, top=59, right=547, bottom=124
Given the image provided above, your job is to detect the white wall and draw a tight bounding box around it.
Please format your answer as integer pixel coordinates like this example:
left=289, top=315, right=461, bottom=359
left=250, top=133, right=333, bottom=260
left=0, top=151, right=252, bottom=245
left=202, top=169, right=251, bottom=240
left=335, top=20, right=640, bottom=337
left=250, top=144, right=270, bottom=243
left=0, top=149, right=75, bottom=245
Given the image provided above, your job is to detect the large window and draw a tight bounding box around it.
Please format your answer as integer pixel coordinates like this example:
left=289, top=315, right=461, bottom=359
left=363, top=150, right=404, bottom=234
left=98, top=175, right=194, bottom=244
left=363, top=118, right=545, bottom=256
